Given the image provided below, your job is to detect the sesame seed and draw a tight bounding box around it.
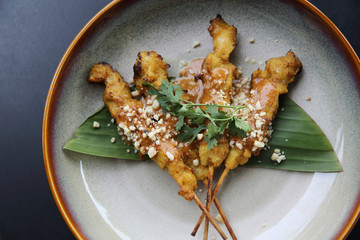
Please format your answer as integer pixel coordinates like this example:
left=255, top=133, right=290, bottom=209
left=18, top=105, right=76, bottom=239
left=193, top=159, right=199, bottom=166
left=93, top=121, right=100, bottom=128
left=271, top=153, right=279, bottom=161
left=110, top=137, right=116, bottom=143
left=277, top=155, right=286, bottom=162
left=147, top=147, right=157, bottom=158
left=148, top=132, right=156, bottom=141
left=166, top=152, right=175, bottom=161
left=236, top=142, right=243, bottom=149
left=254, top=140, right=265, bottom=148
left=215, top=214, right=224, bottom=223
left=131, top=90, right=140, bottom=97
left=123, top=105, right=130, bottom=112
left=192, top=41, right=201, bottom=48
left=145, top=106, right=154, bottom=114
left=152, top=99, right=160, bottom=110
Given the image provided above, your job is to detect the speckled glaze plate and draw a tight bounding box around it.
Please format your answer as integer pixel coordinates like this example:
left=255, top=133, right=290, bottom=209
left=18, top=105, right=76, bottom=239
left=43, top=0, right=360, bottom=239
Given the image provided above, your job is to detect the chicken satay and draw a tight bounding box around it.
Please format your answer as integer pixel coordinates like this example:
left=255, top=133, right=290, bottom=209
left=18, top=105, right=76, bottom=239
left=175, top=57, right=235, bottom=239
left=133, top=51, right=170, bottom=95
left=89, top=61, right=197, bottom=200
left=195, top=15, right=238, bottom=240
left=89, top=54, right=227, bottom=239
left=226, top=50, right=302, bottom=170
left=173, top=59, right=209, bottom=180
left=192, top=51, right=302, bottom=238
left=198, top=14, right=238, bottom=170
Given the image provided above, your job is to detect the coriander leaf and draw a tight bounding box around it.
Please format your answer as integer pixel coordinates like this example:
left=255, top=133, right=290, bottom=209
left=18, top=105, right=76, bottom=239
left=157, top=95, right=171, bottom=113
left=211, top=110, right=228, bottom=120
left=178, top=125, right=206, bottom=143
left=206, top=138, right=218, bottom=150
left=178, top=104, right=190, bottom=116
left=191, top=107, right=207, bottom=124
left=205, top=104, right=219, bottom=115
left=175, top=115, right=185, bottom=131
left=159, top=79, right=183, bottom=103
left=228, top=117, right=251, bottom=137
left=205, top=104, right=228, bottom=120
left=147, top=87, right=160, bottom=96
left=169, top=102, right=182, bottom=115
left=143, top=80, right=251, bottom=150
left=218, top=121, right=228, bottom=134
left=234, top=117, right=252, bottom=132
left=206, top=122, right=219, bottom=140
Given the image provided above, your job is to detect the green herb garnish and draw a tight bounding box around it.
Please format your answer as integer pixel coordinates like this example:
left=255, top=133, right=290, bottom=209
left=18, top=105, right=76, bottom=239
left=144, top=79, right=251, bottom=150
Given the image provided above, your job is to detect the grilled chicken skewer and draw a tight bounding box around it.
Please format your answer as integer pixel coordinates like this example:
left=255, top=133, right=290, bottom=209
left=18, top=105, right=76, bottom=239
left=88, top=51, right=227, bottom=239
left=196, top=15, right=238, bottom=240
left=192, top=51, right=302, bottom=238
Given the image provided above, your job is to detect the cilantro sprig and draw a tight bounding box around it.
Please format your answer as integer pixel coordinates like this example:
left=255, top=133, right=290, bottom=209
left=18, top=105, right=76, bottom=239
left=143, top=80, right=251, bottom=150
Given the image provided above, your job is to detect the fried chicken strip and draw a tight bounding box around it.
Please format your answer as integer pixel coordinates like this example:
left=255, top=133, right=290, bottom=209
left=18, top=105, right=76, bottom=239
left=192, top=51, right=302, bottom=238
left=88, top=58, right=197, bottom=201
left=225, top=51, right=302, bottom=170
left=194, top=15, right=238, bottom=240
left=133, top=51, right=170, bottom=95
left=198, top=14, right=238, bottom=169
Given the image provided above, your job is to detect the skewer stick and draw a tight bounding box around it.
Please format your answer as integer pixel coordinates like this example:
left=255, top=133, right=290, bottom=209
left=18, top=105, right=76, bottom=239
left=213, top=197, right=237, bottom=240
left=193, top=194, right=228, bottom=240
left=202, top=175, right=237, bottom=240
left=204, top=166, right=214, bottom=240
left=192, top=168, right=230, bottom=236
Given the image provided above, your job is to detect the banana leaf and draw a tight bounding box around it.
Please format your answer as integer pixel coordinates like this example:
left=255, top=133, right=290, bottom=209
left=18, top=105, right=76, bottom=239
left=247, top=95, right=342, bottom=172
left=63, top=107, right=140, bottom=160
left=63, top=95, right=342, bottom=172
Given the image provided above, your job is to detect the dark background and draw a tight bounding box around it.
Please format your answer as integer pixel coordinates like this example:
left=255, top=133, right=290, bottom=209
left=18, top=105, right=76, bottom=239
left=0, top=0, right=359, bottom=239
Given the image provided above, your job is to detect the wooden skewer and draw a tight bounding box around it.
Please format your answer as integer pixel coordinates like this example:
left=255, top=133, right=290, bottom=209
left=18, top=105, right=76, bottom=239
left=213, top=196, right=237, bottom=240
left=203, top=166, right=214, bottom=240
left=201, top=172, right=237, bottom=240
left=192, top=168, right=230, bottom=236
left=193, top=194, right=228, bottom=240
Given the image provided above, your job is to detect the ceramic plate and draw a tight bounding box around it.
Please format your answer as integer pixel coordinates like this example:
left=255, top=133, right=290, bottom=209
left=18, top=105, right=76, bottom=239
left=43, top=0, right=360, bottom=239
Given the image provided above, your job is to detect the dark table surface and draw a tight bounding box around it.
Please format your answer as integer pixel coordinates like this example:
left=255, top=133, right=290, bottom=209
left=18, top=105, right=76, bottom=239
left=1, top=0, right=359, bottom=239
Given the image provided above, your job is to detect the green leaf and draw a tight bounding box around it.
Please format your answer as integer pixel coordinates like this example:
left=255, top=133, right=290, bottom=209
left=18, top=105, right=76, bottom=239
left=246, top=95, right=342, bottom=172
left=159, top=79, right=183, bottom=103
left=64, top=96, right=342, bottom=172
left=175, top=115, right=185, bottom=131
left=63, top=107, right=141, bottom=160
left=228, top=117, right=251, bottom=137
left=206, top=104, right=228, bottom=120
left=205, top=104, right=219, bottom=115
left=206, top=138, right=218, bottom=150
left=206, top=122, right=219, bottom=140
left=177, top=125, right=206, bottom=143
